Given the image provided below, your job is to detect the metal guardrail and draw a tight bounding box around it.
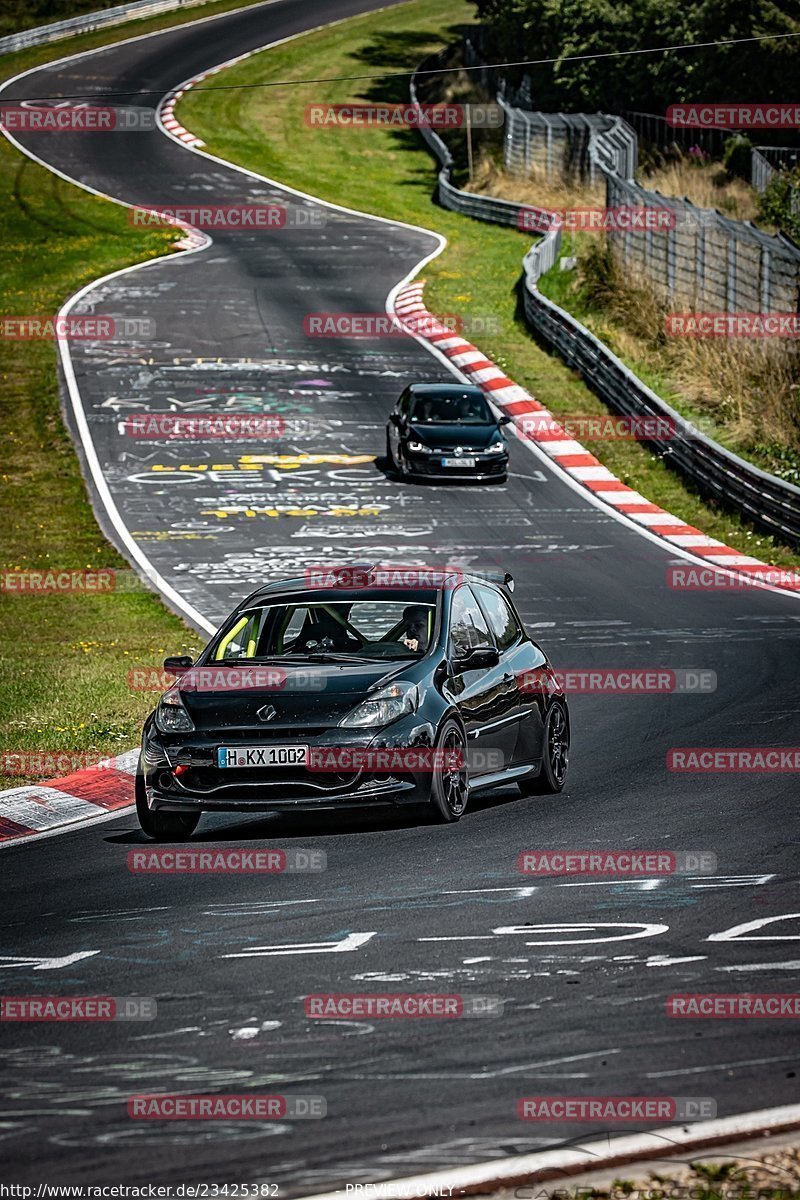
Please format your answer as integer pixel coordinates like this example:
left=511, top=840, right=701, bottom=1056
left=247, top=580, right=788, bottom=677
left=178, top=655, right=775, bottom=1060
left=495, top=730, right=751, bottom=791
left=463, top=37, right=800, bottom=314
left=409, top=50, right=552, bottom=230
left=499, top=101, right=637, bottom=184
left=409, top=47, right=800, bottom=547
left=606, top=173, right=800, bottom=312
left=0, top=0, right=209, bottom=56
left=520, top=282, right=800, bottom=545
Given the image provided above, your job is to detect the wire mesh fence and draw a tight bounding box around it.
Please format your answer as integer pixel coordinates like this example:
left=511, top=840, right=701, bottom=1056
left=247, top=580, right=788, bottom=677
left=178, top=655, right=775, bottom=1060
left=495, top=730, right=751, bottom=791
left=409, top=42, right=800, bottom=546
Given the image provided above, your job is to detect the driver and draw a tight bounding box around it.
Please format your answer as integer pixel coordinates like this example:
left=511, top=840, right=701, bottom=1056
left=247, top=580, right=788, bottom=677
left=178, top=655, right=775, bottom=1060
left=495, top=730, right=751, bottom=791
left=401, top=605, right=430, bottom=653
left=302, top=605, right=355, bottom=652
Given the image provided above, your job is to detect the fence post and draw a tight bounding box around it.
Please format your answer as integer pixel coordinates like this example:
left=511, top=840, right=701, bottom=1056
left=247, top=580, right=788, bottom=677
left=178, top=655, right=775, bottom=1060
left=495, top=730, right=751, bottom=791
left=726, top=234, right=738, bottom=313
left=667, top=220, right=676, bottom=300
left=760, top=245, right=771, bottom=312
left=695, top=217, right=705, bottom=307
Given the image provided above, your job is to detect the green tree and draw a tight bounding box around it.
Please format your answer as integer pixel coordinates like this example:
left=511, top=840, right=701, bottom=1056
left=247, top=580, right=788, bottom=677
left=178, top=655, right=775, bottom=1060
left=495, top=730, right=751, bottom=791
left=472, top=0, right=800, bottom=113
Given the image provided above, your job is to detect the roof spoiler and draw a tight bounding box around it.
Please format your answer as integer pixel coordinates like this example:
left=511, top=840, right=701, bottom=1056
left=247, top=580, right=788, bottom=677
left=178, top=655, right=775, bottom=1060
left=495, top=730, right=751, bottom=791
left=468, top=569, right=515, bottom=593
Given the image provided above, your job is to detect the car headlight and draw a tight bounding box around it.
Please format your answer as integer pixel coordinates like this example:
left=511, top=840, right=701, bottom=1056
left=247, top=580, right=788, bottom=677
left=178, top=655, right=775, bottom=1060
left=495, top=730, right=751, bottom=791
left=407, top=440, right=427, bottom=453
left=339, top=682, right=419, bottom=728
left=486, top=440, right=506, bottom=454
left=155, top=687, right=195, bottom=734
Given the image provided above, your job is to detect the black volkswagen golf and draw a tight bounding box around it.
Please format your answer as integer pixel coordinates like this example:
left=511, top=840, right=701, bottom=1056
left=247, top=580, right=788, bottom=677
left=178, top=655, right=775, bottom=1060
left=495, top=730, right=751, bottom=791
left=136, top=567, right=569, bottom=839
left=386, top=383, right=510, bottom=482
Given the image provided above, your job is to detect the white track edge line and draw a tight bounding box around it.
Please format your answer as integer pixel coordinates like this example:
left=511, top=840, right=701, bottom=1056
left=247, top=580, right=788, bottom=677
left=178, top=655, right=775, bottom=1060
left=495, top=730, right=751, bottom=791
left=295, top=1103, right=800, bottom=1200
left=2, top=2, right=798, bottom=851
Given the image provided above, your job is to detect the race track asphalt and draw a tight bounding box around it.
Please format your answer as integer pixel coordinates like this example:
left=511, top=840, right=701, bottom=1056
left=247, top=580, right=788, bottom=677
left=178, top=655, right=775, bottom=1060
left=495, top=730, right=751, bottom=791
left=1, top=0, right=799, bottom=1189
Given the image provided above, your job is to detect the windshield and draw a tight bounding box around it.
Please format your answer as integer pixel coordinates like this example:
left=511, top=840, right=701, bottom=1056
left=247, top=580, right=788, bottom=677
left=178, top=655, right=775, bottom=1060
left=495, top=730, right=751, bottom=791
left=410, top=391, right=493, bottom=425
left=210, top=598, right=437, bottom=662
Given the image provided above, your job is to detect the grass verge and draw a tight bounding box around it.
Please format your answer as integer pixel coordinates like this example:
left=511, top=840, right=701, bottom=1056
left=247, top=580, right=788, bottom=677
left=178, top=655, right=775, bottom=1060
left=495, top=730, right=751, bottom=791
left=177, top=0, right=800, bottom=569
left=0, top=0, right=284, bottom=787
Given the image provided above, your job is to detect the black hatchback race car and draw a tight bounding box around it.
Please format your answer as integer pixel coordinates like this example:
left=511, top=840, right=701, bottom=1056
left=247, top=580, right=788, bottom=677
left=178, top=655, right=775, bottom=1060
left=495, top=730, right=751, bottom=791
left=386, top=383, right=510, bottom=482
left=136, top=566, right=569, bottom=839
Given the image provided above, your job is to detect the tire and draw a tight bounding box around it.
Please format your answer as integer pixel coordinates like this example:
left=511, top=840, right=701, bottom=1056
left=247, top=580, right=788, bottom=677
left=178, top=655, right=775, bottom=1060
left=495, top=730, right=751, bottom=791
left=385, top=430, right=396, bottom=472
left=135, top=772, right=200, bottom=841
left=429, top=719, right=469, bottom=823
left=518, top=699, right=570, bottom=796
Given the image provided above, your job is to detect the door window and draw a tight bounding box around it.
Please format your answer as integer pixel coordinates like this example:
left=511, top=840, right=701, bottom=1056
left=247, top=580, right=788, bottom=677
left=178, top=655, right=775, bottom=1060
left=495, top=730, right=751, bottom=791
left=474, top=584, right=522, bottom=652
left=450, top=586, right=493, bottom=660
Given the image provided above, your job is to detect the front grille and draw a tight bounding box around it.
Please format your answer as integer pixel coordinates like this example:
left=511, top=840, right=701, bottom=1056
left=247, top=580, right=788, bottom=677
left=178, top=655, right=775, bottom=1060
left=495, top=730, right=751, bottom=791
left=178, top=765, right=362, bottom=794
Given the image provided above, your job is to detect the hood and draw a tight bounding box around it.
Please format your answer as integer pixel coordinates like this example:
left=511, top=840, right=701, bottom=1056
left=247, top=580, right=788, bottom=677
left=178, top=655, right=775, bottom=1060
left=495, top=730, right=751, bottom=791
left=173, top=660, right=406, bottom=732
left=408, top=422, right=501, bottom=451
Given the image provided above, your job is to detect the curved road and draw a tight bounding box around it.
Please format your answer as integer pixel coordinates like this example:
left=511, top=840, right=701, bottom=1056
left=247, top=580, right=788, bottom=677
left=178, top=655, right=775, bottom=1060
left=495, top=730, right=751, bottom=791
left=1, top=0, right=799, bottom=1190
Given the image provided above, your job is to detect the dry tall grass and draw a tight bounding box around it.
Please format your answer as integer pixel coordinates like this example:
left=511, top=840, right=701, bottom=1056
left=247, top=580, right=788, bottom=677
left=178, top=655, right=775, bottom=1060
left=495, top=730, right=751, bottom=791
left=456, top=152, right=797, bottom=470
left=577, top=241, right=800, bottom=462
left=464, top=153, right=605, bottom=210
left=642, top=159, right=759, bottom=222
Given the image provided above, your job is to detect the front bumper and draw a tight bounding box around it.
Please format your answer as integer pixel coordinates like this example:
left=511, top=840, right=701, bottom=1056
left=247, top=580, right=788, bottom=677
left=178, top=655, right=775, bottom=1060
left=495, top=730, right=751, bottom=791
left=141, top=717, right=436, bottom=812
left=404, top=451, right=508, bottom=480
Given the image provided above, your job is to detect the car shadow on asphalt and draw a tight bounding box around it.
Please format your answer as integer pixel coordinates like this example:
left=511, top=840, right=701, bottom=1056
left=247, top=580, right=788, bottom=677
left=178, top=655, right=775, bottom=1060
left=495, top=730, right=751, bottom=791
left=104, top=784, right=525, bottom=844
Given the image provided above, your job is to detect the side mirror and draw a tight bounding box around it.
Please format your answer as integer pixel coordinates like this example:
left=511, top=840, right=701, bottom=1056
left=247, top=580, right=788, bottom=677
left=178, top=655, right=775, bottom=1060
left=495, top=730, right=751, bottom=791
left=499, top=414, right=513, bottom=426
left=456, top=646, right=500, bottom=671
left=164, top=655, right=194, bottom=676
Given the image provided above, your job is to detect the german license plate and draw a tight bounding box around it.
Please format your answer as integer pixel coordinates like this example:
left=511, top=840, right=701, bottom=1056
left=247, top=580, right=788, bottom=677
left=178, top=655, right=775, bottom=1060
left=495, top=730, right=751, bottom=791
left=442, top=456, right=475, bottom=468
left=218, top=745, right=308, bottom=768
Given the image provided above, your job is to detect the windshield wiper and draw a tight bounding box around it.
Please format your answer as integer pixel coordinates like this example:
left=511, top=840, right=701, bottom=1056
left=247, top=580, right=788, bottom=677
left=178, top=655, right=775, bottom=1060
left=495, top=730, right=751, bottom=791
left=300, top=652, right=384, bottom=663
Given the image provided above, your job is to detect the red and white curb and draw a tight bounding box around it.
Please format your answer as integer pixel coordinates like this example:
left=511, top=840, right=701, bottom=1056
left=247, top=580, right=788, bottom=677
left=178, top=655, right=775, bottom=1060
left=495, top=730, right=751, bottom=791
left=296, top=1103, right=800, bottom=1200
left=0, top=750, right=138, bottom=847
left=159, top=86, right=205, bottom=148
left=394, top=282, right=800, bottom=595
